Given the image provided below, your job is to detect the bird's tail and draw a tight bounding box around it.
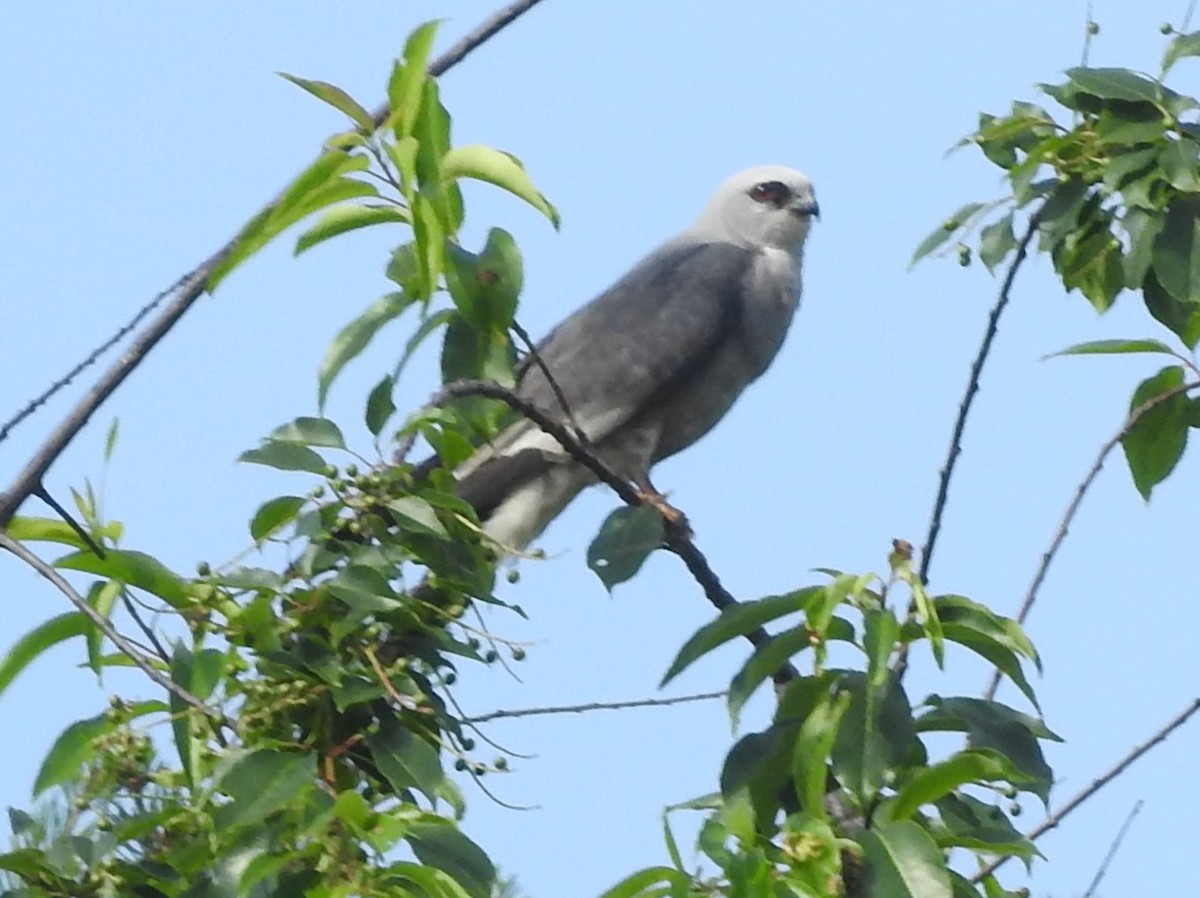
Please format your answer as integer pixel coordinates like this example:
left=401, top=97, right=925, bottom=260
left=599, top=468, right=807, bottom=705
left=479, top=462, right=593, bottom=552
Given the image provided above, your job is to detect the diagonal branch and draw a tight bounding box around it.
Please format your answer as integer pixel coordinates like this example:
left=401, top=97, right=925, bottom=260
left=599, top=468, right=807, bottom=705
left=0, top=532, right=224, bottom=723
left=983, top=377, right=1199, bottom=700
left=0, top=0, right=549, bottom=533
left=971, top=695, right=1200, bottom=883
left=465, top=690, right=726, bottom=724
left=919, top=207, right=1043, bottom=585
left=430, top=379, right=800, bottom=683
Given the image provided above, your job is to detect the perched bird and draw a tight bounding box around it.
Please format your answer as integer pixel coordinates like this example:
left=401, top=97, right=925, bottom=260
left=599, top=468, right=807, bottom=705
left=451, top=165, right=819, bottom=551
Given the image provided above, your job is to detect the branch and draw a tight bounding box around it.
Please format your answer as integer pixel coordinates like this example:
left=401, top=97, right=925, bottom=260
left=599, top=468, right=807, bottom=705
left=1081, top=800, right=1143, bottom=898
left=0, top=270, right=190, bottom=446
left=0, top=0, right=548, bottom=532
left=0, top=533, right=223, bottom=723
left=972, top=695, right=1200, bottom=883
left=919, top=207, right=1043, bottom=584
left=983, top=377, right=1199, bottom=699
left=429, top=380, right=800, bottom=683
left=466, top=690, right=726, bottom=724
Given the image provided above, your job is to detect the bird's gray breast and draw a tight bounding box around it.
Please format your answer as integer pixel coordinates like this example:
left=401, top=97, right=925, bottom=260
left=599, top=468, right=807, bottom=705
left=644, top=245, right=802, bottom=462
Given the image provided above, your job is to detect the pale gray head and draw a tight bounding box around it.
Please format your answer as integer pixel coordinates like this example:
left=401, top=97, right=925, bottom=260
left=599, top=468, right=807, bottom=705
left=692, top=165, right=819, bottom=254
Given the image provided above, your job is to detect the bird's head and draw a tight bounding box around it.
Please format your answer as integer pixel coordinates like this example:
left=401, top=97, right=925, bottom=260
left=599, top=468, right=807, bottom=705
left=696, top=165, right=819, bottom=254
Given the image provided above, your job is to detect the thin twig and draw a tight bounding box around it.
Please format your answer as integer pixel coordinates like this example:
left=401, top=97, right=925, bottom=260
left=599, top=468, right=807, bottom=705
left=983, top=378, right=1198, bottom=699
left=1081, top=0, right=1096, bottom=68
left=0, top=270, right=191, bottom=446
left=33, top=485, right=105, bottom=559
left=511, top=320, right=588, bottom=445
left=0, top=0, right=548, bottom=532
left=120, top=590, right=170, bottom=663
left=972, top=696, right=1200, bottom=883
left=1081, top=800, right=1143, bottom=898
left=0, top=533, right=223, bottom=722
left=429, top=379, right=800, bottom=683
left=919, top=208, right=1043, bottom=585
left=466, top=690, right=726, bottom=724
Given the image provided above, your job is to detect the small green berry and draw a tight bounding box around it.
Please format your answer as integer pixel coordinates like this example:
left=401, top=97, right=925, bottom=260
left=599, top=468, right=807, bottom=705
left=511, top=647, right=526, bottom=661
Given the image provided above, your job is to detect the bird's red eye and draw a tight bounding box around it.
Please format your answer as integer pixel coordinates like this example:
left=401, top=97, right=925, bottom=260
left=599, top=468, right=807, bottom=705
left=749, top=181, right=791, bottom=205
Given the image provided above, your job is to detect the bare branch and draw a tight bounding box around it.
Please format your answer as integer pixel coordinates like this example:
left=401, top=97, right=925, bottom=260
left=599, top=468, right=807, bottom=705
left=1081, top=800, right=1143, bottom=898
left=466, top=690, right=726, bottom=724
left=919, top=207, right=1043, bottom=585
left=0, top=533, right=223, bottom=723
left=0, top=0, right=549, bottom=532
left=429, top=379, right=800, bottom=683
left=983, top=377, right=1199, bottom=699
left=972, top=696, right=1200, bottom=883
left=0, top=270, right=190, bottom=446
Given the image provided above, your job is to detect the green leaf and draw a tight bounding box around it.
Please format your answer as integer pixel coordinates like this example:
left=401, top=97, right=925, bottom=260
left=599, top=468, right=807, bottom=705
left=388, top=495, right=449, bottom=538
left=443, top=228, right=524, bottom=332
left=34, top=713, right=111, bottom=796
left=978, top=211, right=1016, bottom=273
left=440, top=312, right=516, bottom=385
left=170, top=643, right=201, bottom=787
left=390, top=21, right=441, bottom=139
left=1045, top=337, right=1176, bottom=358
left=392, top=862, right=476, bottom=898
left=1065, top=67, right=1165, bottom=104
left=1124, top=208, right=1164, bottom=287
left=86, top=578, right=121, bottom=676
left=366, top=717, right=444, bottom=801
left=0, top=613, right=87, bottom=699
left=1121, top=364, right=1190, bottom=499
left=407, top=821, right=496, bottom=898
left=278, top=73, right=374, bottom=130
left=1160, top=140, right=1200, bottom=192
left=887, top=749, right=1021, bottom=821
left=832, top=672, right=918, bottom=806
left=586, top=505, right=665, bottom=592
left=917, top=697, right=1057, bottom=803
left=208, top=150, right=366, bottom=291
left=270, top=416, right=347, bottom=449
left=328, top=565, right=402, bottom=613
left=1142, top=269, right=1200, bottom=348
left=661, top=588, right=818, bottom=685
left=860, top=819, right=952, bottom=898
left=6, top=516, right=122, bottom=549
left=1188, top=395, right=1200, bottom=427
left=940, top=624, right=1035, bottom=707
left=1152, top=197, right=1200, bottom=305
left=1163, top=31, right=1200, bottom=73
left=936, top=793, right=1040, bottom=862
left=597, top=867, right=692, bottom=898
left=319, top=291, right=416, bottom=409
left=239, top=441, right=328, bottom=475
left=214, top=750, right=316, bottom=832
left=793, top=688, right=851, bottom=820
left=440, top=145, right=559, bottom=227
left=295, top=203, right=407, bottom=254
left=727, top=625, right=813, bottom=727
left=103, top=418, right=120, bottom=461
left=55, top=549, right=187, bottom=609
left=250, top=495, right=306, bottom=542
left=366, top=375, right=398, bottom=437
left=909, top=202, right=986, bottom=268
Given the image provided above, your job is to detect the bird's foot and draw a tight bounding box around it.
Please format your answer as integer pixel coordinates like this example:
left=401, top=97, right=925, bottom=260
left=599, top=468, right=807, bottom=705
left=636, top=489, right=692, bottom=535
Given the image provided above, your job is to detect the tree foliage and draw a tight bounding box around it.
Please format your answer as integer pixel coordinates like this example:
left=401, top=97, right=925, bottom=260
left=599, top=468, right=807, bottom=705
left=3, top=15, right=1200, bottom=898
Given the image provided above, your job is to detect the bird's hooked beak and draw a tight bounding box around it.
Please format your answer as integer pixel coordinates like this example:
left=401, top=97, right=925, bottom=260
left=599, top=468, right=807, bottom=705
left=790, top=197, right=820, bottom=220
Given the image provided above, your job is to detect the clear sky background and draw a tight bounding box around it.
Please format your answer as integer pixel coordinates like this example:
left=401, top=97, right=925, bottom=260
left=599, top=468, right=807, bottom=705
left=3, top=3, right=1199, bottom=896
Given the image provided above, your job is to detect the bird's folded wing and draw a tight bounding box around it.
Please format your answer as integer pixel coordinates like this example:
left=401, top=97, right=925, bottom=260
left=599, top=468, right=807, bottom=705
left=506, top=239, right=756, bottom=450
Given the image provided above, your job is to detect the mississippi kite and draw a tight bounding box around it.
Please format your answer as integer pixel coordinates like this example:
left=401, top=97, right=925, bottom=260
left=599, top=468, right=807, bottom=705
left=449, top=165, right=819, bottom=550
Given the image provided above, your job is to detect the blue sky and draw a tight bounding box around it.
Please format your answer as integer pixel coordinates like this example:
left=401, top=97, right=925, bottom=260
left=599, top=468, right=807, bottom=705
left=3, top=3, right=1199, bottom=896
